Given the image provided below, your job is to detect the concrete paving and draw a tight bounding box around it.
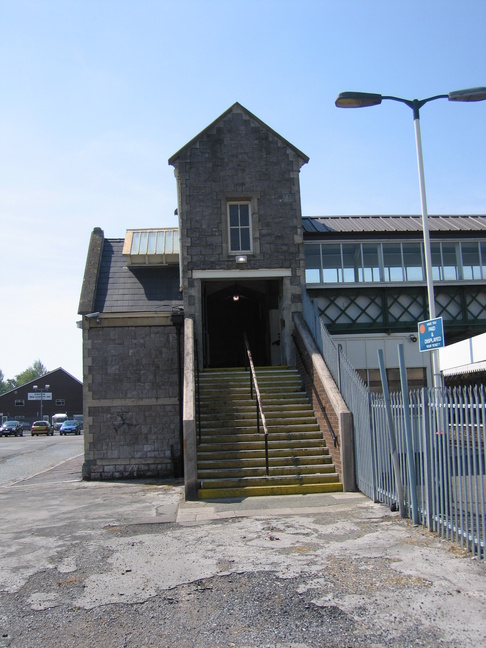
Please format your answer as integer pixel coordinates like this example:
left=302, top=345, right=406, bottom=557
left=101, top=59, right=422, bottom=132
left=1, top=455, right=486, bottom=646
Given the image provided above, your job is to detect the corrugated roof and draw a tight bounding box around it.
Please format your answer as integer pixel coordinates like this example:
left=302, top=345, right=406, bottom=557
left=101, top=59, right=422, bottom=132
left=442, top=361, right=486, bottom=376
left=303, top=215, right=486, bottom=234
left=94, top=240, right=182, bottom=313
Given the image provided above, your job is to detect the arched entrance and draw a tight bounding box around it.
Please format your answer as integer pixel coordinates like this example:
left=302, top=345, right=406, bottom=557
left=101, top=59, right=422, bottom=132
left=203, top=280, right=281, bottom=368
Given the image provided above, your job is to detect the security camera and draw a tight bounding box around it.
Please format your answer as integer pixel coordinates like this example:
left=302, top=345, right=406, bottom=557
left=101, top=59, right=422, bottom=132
left=84, top=312, right=100, bottom=319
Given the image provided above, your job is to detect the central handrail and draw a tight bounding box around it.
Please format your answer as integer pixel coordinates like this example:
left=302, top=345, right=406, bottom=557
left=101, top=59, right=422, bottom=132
left=243, top=333, right=269, bottom=475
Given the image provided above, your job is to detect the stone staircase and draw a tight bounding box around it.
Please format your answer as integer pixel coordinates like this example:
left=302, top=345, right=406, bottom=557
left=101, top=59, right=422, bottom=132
left=197, top=366, right=343, bottom=499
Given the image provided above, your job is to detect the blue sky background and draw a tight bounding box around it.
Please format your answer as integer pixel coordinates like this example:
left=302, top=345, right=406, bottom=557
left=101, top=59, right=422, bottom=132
left=1, top=0, right=485, bottom=382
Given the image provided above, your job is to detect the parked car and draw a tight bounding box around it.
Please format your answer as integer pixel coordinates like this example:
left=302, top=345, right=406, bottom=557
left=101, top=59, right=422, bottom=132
left=59, top=420, right=81, bottom=435
left=0, top=420, right=23, bottom=437
left=31, top=420, right=53, bottom=436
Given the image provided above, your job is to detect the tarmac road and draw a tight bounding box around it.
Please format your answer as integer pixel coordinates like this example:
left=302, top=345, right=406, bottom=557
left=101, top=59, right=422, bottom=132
left=0, top=434, right=83, bottom=487
left=0, top=449, right=485, bottom=647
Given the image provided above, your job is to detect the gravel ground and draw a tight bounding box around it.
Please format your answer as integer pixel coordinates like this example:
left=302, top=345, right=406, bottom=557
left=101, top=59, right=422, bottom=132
left=1, top=460, right=485, bottom=647
left=1, top=569, right=441, bottom=648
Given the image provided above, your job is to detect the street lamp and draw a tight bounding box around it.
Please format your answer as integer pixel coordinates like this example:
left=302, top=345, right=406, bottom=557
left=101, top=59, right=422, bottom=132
left=33, top=384, right=50, bottom=420
left=335, top=87, right=486, bottom=386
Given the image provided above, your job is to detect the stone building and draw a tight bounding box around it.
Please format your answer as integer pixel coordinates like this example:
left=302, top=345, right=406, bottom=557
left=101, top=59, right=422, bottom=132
left=168, top=102, right=309, bottom=369
left=78, top=102, right=486, bottom=493
left=79, top=103, right=310, bottom=482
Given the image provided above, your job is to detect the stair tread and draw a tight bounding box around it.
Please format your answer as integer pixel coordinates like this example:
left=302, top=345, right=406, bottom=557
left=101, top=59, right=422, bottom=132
left=196, top=366, right=341, bottom=498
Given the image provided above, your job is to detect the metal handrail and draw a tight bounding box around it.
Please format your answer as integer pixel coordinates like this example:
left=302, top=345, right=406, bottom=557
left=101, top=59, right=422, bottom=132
left=243, top=333, right=269, bottom=475
left=195, top=337, right=201, bottom=445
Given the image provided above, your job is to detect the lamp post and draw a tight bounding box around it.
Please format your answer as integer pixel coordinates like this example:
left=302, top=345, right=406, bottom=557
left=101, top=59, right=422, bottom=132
left=335, top=87, right=486, bottom=387
left=33, top=384, right=50, bottom=420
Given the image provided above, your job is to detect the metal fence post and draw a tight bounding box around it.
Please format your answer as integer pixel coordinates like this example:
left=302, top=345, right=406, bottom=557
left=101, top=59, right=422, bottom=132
left=378, top=349, right=406, bottom=517
left=421, top=388, right=434, bottom=531
left=398, top=344, right=419, bottom=524
left=337, top=343, right=343, bottom=393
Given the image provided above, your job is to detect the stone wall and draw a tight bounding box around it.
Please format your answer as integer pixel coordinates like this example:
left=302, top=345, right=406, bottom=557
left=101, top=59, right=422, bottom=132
left=293, top=313, right=356, bottom=492
left=169, top=104, right=309, bottom=366
left=171, top=104, right=307, bottom=302
left=82, top=322, right=181, bottom=480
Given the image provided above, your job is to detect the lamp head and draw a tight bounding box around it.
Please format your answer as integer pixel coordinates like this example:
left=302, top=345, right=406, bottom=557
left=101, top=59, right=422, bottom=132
left=448, top=87, right=486, bottom=102
left=335, top=91, right=383, bottom=108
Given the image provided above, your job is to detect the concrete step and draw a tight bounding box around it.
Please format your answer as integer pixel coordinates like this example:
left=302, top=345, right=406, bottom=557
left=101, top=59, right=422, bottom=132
left=200, top=402, right=313, bottom=415
left=198, top=464, right=338, bottom=479
left=196, top=365, right=342, bottom=499
left=199, top=472, right=341, bottom=490
left=199, top=426, right=325, bottom=449
left=197, top=414, right=320, bottom=435
left=198, top=481, right=344, bottom=499
left=197, top=448, right=331, bottom=462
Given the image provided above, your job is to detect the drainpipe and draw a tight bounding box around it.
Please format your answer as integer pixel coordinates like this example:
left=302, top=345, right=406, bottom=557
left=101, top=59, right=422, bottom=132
left=172, top=307, right=184, bottom=477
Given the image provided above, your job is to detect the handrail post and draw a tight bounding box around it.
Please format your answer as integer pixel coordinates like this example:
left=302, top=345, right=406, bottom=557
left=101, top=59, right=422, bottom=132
left=243, top=332, right=269, bottom=476
left=265, top=435, right=269, bottom=475
left=195, top=338, right=201, bottom=445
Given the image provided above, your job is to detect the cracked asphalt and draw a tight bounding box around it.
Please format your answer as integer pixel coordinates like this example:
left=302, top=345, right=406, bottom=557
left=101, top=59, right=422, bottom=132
left=1, top=453, right=485, bottom=647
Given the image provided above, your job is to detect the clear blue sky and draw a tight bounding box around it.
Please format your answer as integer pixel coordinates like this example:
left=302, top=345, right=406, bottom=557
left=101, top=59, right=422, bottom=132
left=1, top=0, right=485, bottom=382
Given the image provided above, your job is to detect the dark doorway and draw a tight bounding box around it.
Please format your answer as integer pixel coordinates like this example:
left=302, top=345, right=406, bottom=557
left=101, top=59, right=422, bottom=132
left=203, top=280, right=280, bottom=368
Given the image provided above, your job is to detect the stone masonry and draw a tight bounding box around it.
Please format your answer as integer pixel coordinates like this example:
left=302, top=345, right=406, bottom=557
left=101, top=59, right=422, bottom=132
left=82, top=323, right=181, bottom=480
left=169, top=103, right=309, bottom=366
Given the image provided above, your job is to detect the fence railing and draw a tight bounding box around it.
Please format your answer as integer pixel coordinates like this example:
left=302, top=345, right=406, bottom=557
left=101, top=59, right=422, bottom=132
left=302, top=288, right=485, bottom=558
left=302, top=288, right=375, bottom=499
left=371, top=386, right=485, bottom=558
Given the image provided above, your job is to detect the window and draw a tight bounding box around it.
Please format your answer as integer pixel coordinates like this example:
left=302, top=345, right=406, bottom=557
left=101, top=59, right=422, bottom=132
left=305, top=245, right=321, bottom=283
left=305, top=239, right=483, bottom=286
left=55, top=399, right=65, bottom=407
left=442, top=243, right=459, bottom=280
left=461, top=242, right=481, bottom=280
left=383, top=244, right=404, bottom=282
left=431, top=242, right=442, bottom=281
left=362, top=244, right=381, bottom=282
left=228, top=203, right=252, bottom=252
left=481, top=243, right=486, bottom=279
left=342, top=244, right=362, bottom=283
left=322, top=245, right=341, bottom=283
left=123, top=228, right=179, bottom=266
left=15, top=399, right=24, bottom=407
left=357, top=367, right=426, bottom=392
left=403, top=243, right=424, bottom=281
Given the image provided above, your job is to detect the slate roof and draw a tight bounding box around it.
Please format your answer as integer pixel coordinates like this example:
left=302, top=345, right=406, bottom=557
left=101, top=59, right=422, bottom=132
left=94, top=239, right=182, bottom=313
left=303, top=215, right=486, bottom=234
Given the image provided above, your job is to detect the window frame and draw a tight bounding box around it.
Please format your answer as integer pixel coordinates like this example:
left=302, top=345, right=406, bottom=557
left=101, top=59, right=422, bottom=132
left=227, top=201, right=253, bottom=254
left=304, top=239, right=486, bottom=286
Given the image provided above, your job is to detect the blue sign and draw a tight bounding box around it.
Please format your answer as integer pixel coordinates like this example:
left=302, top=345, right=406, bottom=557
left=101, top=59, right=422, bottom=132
left=418, top=317, right=445, bottom=352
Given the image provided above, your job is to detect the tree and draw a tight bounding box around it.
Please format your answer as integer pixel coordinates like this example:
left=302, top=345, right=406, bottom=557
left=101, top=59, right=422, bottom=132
left=14, top=360, right=48, bottom=387
left=0, top=360, right=48, bottom=393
